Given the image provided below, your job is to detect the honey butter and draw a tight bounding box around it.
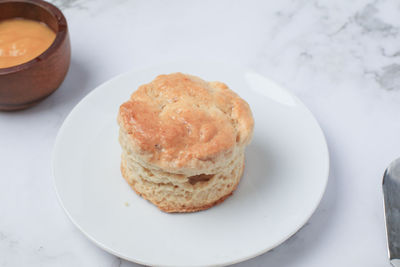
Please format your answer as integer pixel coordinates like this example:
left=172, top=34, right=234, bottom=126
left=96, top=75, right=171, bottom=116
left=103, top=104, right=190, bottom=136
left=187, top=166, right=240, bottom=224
left=0, top=18, right=56, bottom=68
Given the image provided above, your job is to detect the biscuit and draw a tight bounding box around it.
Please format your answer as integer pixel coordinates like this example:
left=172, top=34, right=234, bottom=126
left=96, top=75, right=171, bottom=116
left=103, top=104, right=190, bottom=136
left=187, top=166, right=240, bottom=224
left=118, top=73, right=254, bottom=212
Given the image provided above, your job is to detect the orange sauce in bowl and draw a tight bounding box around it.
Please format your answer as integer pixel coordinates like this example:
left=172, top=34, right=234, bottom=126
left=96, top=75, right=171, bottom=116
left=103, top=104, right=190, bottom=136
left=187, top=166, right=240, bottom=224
left=0, top=18, right=56, bottom=68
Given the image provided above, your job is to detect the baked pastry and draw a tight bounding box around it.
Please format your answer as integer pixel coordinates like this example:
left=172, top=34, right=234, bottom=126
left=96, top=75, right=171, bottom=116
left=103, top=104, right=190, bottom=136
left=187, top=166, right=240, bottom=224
left=118, top=73, right=254, bottom=212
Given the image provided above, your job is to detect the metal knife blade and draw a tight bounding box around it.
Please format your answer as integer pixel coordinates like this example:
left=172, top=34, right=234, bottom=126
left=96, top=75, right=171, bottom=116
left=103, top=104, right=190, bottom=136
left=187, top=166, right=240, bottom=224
left=391, top=259, right=400, bottom=267
left=383, top=158, right=400, bottom=267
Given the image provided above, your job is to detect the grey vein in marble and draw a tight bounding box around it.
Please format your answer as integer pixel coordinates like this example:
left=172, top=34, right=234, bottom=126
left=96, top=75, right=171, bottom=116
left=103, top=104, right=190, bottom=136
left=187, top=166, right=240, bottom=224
left=355, top=4, right=399, bottom=36
left=380, top=47, right=400, bottom=58
left=49, top=0, right=87, bottom=10
left=378, top=64, right=400, bottom=91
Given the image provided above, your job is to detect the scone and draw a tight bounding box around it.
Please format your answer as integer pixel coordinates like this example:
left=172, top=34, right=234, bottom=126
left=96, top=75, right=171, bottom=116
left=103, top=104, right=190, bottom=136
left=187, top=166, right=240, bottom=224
left=118, top=73, right=254, bottom=212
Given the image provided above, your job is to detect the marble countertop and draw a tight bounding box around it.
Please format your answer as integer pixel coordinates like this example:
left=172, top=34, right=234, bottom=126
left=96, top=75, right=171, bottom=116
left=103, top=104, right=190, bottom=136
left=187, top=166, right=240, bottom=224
left=1, top=0, right=400, bottom=266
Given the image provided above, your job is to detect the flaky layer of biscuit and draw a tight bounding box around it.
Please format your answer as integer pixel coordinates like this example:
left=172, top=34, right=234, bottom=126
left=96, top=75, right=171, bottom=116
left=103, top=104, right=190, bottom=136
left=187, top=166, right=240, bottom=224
left=120, top=151, right=244, bottom=213
left=118, top=73, right=254, bottom=173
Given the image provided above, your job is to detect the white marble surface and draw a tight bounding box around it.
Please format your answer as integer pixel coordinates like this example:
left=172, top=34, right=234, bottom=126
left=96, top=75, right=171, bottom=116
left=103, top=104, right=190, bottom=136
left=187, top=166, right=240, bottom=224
left=1, top=0, right=400, bottom=266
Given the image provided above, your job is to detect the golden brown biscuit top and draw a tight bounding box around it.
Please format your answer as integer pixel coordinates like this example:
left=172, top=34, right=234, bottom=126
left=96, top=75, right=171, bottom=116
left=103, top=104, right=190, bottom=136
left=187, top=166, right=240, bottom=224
left=118, top=73, right=254, bottom=170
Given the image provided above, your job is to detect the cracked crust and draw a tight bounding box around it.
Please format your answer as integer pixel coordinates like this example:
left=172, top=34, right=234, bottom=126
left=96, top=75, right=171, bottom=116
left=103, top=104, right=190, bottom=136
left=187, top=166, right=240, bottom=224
left=118, top=73, right=254, bottom=173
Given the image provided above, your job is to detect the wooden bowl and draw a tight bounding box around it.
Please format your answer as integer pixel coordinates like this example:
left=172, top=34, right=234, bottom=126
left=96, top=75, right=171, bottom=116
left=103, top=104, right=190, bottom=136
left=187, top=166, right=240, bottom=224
left=0, top=0, right=71, bottom=111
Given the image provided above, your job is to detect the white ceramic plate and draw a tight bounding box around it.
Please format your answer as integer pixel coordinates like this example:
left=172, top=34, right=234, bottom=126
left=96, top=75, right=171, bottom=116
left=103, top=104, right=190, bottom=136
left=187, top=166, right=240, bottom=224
left=53, top=62, right=329, bottom=267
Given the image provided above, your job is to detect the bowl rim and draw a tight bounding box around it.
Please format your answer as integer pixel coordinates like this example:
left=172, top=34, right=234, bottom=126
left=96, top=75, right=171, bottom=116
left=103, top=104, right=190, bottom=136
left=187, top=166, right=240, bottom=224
left=0, top=0, right=68, bottom=75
